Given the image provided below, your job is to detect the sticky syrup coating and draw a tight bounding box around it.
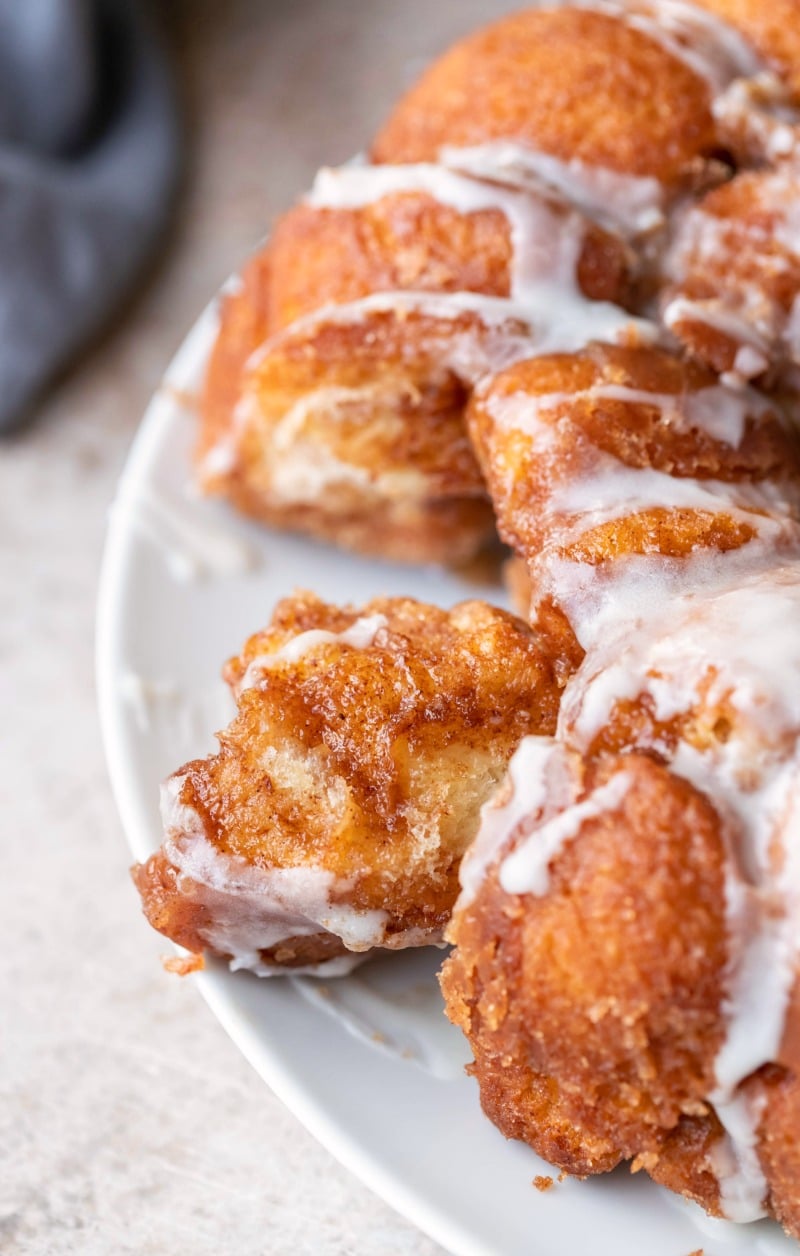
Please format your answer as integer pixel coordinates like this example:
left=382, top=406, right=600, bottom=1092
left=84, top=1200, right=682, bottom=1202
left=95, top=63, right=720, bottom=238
left=441, top=754, right=728, bottom=1180
left=202, top=303, right=499, bottom=564
left=442, top=686, right=800, bottom=1235
left=692, top=0, right=800, bottom=98
left=133, top=593, right=559, bottom=968
left=644, top=1065, right=800, bottom=1236
left=468, top=341, right=799, bottom=577
left=372, top=8, right=718, bottom=189
left=197, top=193, right=632, bottom=564
left=664, top=166, right=800, bottom=379
left=553, top=586, right=800, bottom=1231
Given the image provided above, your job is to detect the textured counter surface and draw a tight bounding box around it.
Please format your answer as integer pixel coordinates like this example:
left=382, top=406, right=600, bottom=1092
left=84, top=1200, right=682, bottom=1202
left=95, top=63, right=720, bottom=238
left=0, top=2, right=521, bottom=1251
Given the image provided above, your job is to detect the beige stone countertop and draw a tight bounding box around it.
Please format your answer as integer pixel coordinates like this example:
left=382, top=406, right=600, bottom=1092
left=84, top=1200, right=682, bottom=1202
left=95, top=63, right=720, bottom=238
left=1, top=2, right=523, bottom=1252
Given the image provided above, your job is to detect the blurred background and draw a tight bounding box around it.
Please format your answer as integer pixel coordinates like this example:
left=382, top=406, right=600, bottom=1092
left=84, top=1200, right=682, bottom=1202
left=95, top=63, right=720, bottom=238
left=0, top=2, right=520, bottom=1251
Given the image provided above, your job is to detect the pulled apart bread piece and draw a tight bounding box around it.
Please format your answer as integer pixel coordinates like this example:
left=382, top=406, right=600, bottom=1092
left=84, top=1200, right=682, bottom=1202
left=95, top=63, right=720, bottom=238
left=133, top=594, right=558, bottom=974
left=443, top=563, right=800, bottom=1237
left=137, top=0, right=800, bottom=1237
left=469, top=339, right=800, bottom=679
left=197, top=164, right=635, bottom=565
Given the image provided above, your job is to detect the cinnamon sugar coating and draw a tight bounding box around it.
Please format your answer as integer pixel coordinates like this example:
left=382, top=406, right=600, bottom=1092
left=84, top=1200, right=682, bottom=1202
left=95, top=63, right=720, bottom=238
left=467, top=342, right=800, bottom=667
left=197, top=189, right=632, bottom=564
left=441, top=745, right=800, bottom=1235
left=664, top=166, right=800, bottom=380
left=441, top=754, right=728, bottom=1177
left=133, top=594, right=558, bottom=970
left=373, top=8, right=719, bottom=189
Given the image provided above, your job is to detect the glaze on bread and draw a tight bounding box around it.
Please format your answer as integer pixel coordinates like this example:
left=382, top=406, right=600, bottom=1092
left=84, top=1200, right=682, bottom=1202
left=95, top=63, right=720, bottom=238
left=133, top=594, right=558, bottom=972
left=139, top=1, right=800, bottom=1238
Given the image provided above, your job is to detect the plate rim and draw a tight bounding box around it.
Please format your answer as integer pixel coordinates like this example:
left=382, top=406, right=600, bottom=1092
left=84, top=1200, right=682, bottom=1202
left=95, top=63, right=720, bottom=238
left=94, top=294, right=504, bottom=1256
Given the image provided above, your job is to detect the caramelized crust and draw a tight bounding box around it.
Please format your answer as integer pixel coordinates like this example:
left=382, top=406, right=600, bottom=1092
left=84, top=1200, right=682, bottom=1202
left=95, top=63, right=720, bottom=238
left=198, top=188, right=633, bottom=564
left=441, top=754, right=728, bottom=1175
left=756, top=1068, right=800, bottom=1235
left=373, top=8, right=718, bottom=189
left=467, top=342, right=800, bottom=649
left=664, top=166, right=800, bottom=379
left=268, top=194, right=632, bottom=324
left=645, top=1065, right=800, bottom=1234
left=199, top=255, right=272, bottom=468
left=151, top=1, right=800, bottom=1232
left=133, top=594, right=559, bottom=970
left=203, top=305, right=501, bottom=564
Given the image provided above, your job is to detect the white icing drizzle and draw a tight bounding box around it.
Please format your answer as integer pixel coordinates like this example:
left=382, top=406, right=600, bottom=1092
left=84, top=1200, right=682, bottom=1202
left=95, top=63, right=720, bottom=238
left=301, top=161, right=655, bottom=361
left=664, top=295, right=772, bottom=375
left=713, top=73, right=800, bottom=164
left=439, top=142, right=664, bottom=237
left=490, top=379, right=774, bottom=447
left=485, top=384, right=796, bottom=560
left=708, top=1089, right=769, bottom=1223
left=238, top=613, right=388, bottom=691
left=248, top=289, right=653, bottom=385
left=309, top=160, right=600, bottom=311
left=458, top=736, right=576, bottom=905
left=554, top=460, right=793, bottom=531
left=574, top=0, right=763, bottom=92
left=499, top=765, right=632, bottom=896
left=555, top=565, right=800, bottom=1219
left=160, top=773, right=394, bottom=976
left=664, top=160, right=800, bottom=376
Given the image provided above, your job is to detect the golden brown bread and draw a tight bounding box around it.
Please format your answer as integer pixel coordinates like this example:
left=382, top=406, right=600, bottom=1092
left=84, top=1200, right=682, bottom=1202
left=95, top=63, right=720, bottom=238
left=466, top=341, right=800, bottom=671
left=442, top=545, right=800, bottom=1235
left=372, top=8, right=721, bottom=189
left=197, top=178, right=634, bottom=564
left=133, top=593, right=559, bottom=972
left=146, top=1, right=800, bottom=1235
left=663, top=166, right=800, bottom=382
left=442, top=751, right=728, bottom=1179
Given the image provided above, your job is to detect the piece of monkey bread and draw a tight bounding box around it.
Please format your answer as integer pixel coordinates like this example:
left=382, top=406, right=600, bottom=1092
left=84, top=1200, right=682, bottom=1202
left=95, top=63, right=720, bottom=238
left=442, top=561, right=800, bottom=1238
left=132, top=592, right=559, bottom=974
left=197, top=163, right=634, bottom=565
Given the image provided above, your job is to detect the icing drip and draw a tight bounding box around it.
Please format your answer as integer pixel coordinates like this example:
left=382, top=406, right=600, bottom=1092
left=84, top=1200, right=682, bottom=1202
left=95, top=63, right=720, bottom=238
left=574, top=0, right=763, bottom=91
left=708, top=1090, right=769, bottom=1223
left=713, top=74, right=800, bottom=163
left=309, top=160, right=593, bottom=308
left=458, top=736, right=575, bottom=905
left=439, top=142, right=664, bottom=237
left=556, top=566, right=800, bottom=1219
left=664, top=160, right=800, bottom=377
left=239, top=613, right=389, bottom=691
left=499, top=765, right=632, bottom=897
left=485, top=385, right=797, bottom=571
left=488, top=379, right=776, bottom=447
left=160, top=774, right=393, bottom=976
left=302, top=162, right=653, bottom=365
left=249, top=289, right=653, bottom=384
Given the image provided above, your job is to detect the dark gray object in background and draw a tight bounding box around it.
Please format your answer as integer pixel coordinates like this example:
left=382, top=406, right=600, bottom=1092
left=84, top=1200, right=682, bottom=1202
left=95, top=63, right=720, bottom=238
left=0, top=0, right=179, bottom=431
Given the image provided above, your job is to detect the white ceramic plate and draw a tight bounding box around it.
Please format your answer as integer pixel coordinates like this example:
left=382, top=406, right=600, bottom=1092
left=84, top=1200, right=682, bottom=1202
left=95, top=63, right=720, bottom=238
left=96, top=294, right=794, bottom=1256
